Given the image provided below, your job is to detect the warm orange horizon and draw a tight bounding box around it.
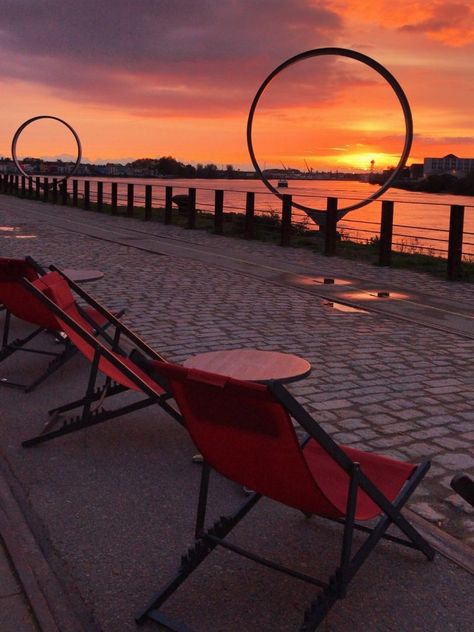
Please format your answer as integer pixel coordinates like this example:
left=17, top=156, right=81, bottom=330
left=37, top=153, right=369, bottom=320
left=0, top=1, right=473, bottom=172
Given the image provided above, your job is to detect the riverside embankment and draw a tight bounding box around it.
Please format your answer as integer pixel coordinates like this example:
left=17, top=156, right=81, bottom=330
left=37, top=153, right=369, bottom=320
left=0, top=193, right=473, bottom=631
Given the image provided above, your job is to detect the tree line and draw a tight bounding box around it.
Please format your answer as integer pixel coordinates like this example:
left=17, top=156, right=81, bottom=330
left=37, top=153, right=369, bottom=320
left=128, top=157, right=237, bottom=178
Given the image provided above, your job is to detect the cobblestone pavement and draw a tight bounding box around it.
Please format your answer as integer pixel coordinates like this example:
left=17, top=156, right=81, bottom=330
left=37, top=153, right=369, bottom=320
left=1, top=195, right=473, bottom=547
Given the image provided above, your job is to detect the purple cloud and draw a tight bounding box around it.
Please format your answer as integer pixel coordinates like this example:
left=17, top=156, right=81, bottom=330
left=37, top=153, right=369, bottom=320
left=0, top=1, right=343, bottom=116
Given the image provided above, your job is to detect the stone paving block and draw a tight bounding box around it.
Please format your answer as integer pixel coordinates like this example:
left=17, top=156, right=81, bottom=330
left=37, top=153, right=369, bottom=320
left=400, top=444, right=443, bottom=458
left=450, top=421, right=474, bottom=433
left=436, top=453, right=474, bottom=470
left=378, top=421, right=417, bottom=435
left=2, top=197, right=474, bottom=546
left=410, top=427, right=450, bottom=440
left=417, top=414, right=455, bottom=427
left=369, top=436, right=407, bottom=448
left=332, top=432, right=360, bottom=444
left=365, top=413, right=396, bottom=425
left=355, top=428, right=378, bottom=440
left=313, top=399, right=351, bottom=411
left=433, top=436, right=471, bottom=450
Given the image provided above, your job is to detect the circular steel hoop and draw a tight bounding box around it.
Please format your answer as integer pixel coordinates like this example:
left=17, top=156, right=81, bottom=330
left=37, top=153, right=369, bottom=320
left=247, top=48, right=413, bottom=215
left=11, top=115, right=82, bottom=188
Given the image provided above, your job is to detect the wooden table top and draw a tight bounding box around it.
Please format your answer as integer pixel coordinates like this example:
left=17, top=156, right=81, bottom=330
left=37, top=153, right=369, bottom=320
left=62, top=268, right=104, bottom=283
left=183, top=348, right=311, bottom=384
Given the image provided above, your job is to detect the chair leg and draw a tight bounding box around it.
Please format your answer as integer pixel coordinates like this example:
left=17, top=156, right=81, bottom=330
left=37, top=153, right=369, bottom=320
left=0, top=321, right=44, bottom=363
left=136, top=493, right=262, bottom=627
left=23, top=342, right=76, bottom=393
left=0, top=311, right=77, bottom=392
left=195, top=462, right=210, bottom=538
left=347, top=462, right=435, bottom=588
left=338, top=463, right=359, bottom=597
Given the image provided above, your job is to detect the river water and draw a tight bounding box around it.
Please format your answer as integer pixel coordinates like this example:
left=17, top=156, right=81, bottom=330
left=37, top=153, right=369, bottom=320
left=71, top=177, right=474, bottom=258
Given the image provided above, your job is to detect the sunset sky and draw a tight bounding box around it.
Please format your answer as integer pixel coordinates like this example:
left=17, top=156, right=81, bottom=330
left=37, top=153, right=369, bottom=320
left=0, top=0, right=473, bottom=171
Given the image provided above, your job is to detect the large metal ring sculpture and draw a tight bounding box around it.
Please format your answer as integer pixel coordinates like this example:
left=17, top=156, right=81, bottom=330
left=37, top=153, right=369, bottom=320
left=247, top=48, right=413, bottom=217
left=11, top=115, right=82, bottom=188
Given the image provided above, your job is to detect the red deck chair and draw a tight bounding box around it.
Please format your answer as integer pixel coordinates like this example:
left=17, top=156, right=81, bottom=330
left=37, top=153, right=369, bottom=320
left=0, top=256, right=79, bottom=391
left=20, top=271, right=181, bottom=447
left=136, top=362, right=435, bottom=631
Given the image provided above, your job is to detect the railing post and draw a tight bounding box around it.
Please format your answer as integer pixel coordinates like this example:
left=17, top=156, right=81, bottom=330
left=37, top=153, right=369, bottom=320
left=43, top=178, right=49, bottom=203
left=165, top=186, right=173, bottom=224
left=96, top=181, right=103, bottom=211
left=28, top=176, right=33, bottom=198
left=52, top=178, right=58, bottom=204
left=127, top=183, right=134, bottom=216
left=111, top=182, right=118, bottom=214
left=84, top=180, right=90, bottom=210
left=14, top=175, right=19, bottom=194
left=71, top=179, right=78, bottom=206
left=245, top=191, right=255, bottom=239
left=281, top=194, right=292, bottom=246
left=145, top=184, right=152, bottom=220
left=35, top=177, right=41, bottom=200
left=447, top=204, right=465, bottom=280
left=21, top=176, right=26, bottom=197
left=61, top=180, right=68, bottom=205
left=379, top=200, right=394, bottom=266
left=324, top=197, right=338, bottom=256
left=187, top=187, right=196, bottom=228
left=214, top=189, right=224, bottom=234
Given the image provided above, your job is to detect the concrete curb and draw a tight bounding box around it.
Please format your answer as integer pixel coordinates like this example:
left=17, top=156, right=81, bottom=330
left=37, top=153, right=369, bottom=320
left=406, top=508, right=474, bottom=574
left=0, top=460, right=92, bottom=632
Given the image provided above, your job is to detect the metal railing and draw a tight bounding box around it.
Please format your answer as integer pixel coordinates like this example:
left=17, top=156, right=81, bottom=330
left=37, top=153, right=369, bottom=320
left=0, top=173, right=472, bottom=281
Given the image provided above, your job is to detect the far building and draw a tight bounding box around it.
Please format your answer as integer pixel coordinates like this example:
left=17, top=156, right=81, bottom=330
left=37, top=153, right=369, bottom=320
left=424, top=154, right=474, bottom=178
left=409, top=163, right=424, bottom=180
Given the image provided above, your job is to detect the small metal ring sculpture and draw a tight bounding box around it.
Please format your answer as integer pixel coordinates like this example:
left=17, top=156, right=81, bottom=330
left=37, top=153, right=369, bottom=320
left=11, top=115, right=82, bottom=188
left=247, top=47, right=413, bottom=216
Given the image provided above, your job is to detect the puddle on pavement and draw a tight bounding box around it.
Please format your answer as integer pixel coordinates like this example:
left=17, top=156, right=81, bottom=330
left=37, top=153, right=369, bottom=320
left=0, top=225, right=36, bottom=239
left=338, top=290, right=410, bottom=301
left=287, top=274, right=353, bottom=287
left=322, top=300, right=368, bottom=313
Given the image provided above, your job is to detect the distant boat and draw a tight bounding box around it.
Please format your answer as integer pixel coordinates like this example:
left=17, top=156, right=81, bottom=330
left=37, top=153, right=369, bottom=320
left=277, top=178, right=288, bottom=188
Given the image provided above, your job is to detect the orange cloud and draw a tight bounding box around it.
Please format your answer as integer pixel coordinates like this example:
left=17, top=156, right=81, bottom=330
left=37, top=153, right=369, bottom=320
left=331, top=0, right=474, bottom=46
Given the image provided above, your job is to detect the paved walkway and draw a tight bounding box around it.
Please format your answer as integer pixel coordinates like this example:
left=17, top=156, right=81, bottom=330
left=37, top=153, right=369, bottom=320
left=0, top=193, right=473, bottom=631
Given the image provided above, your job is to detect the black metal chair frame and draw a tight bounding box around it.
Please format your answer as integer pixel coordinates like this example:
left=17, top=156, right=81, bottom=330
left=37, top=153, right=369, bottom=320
left=137, top=381, right=435, bottom=632
left=0, top=257, right=76, bottom=392
left=20, top=271, right=182, bottom=447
